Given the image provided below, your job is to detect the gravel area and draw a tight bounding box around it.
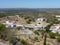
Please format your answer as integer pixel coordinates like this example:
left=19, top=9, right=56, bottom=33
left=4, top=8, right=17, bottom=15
left=0, top=42, right=10, bottom=45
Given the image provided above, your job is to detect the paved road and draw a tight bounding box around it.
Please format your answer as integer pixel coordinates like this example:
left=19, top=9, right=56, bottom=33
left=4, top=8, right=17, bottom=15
left=0, top=42, right=9, bottom=45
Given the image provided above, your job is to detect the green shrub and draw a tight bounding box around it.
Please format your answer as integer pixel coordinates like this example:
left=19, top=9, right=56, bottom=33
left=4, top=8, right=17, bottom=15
left=0, top=24, right=6, bottom=39
left=7, top=36, right=16, bottom=43
left=34, top=36, right=38, bottom=41
left=57, top=36, right=60, bottom=42
left=26, top=20, right=31, bottom=24
left=24, top=16, right=29, bottom=19
left=21, top=39, right=31, bottom=45
left=34, top=31, right=39, bottom=35
left=17, top=27, right=21, bottom=30
left=49, top=32, right=56, bottom=38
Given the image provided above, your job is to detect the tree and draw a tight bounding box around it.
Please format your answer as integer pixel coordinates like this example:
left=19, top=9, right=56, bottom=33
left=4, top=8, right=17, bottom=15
left=0, top=24, right=6, bottom=39
left=43, top=23, right=53, bottom=45
left=0, top=24, right=6, bottom=31
left=44, top=23, right=53, bottom=33
left=41, top=30, right=45, bottom=38
left=43, top=34, right=47, bottom=45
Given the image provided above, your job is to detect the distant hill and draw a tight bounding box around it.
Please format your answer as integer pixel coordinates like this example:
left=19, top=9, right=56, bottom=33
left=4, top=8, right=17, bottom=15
left=0, top=8, right=60, bottom=18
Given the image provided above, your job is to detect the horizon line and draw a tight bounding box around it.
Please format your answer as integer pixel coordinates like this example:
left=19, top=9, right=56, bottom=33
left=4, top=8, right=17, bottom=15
left=0, top=7, right=60, bottom=9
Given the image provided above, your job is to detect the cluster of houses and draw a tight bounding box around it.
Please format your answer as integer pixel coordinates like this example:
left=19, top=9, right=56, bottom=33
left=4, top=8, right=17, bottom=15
left=3, top=17, right=47, bottom=29
left=1, top=15, right=60, bottom=34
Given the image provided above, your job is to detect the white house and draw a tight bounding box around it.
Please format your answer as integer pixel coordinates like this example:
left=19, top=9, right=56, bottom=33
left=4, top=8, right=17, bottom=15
left=56, top=15, right=60, bottom=17
left=50, top=24, right=60, bottom=33
left=23, top=23, right=49, bottom=30
left=34, top=24, right=43, bottom=30
left=24, top=24, right=35, bottom=28
left=3, top=20, right=16, bottom=28
left=56, top=15, right=60, bottom=21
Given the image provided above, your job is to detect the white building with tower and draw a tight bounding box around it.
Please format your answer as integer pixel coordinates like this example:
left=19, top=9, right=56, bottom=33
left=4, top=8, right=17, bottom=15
left=36, top=17, right=47, bottom=24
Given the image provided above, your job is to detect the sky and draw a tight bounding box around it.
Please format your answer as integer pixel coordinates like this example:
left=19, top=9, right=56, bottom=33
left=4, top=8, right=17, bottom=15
left=0, top=0, right=60, bottom=8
